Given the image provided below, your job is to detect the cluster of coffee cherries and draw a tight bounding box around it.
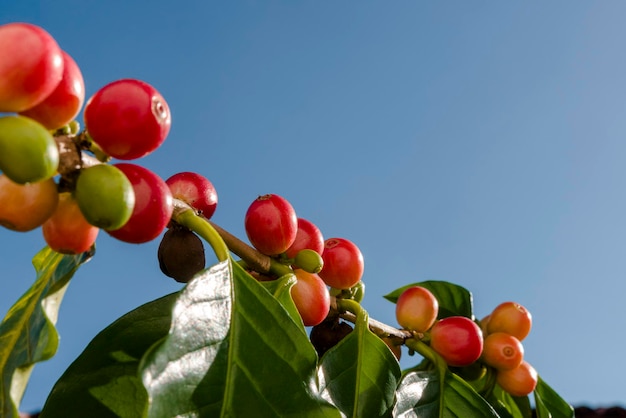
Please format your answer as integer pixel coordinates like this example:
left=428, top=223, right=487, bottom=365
left=0, top=21, right=217, bottom=256
left=243, top=194, right=365, bottom=327
left=395, top=286, right=538, bottom=397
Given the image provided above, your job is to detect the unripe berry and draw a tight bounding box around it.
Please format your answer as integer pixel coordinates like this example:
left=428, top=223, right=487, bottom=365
left=74, top=164, right=135, bottom=230
left=0, top=115, right=59, bottom=184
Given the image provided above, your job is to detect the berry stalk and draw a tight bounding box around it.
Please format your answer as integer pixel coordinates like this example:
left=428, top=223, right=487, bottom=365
left=171, top=200, right=229, bottom=263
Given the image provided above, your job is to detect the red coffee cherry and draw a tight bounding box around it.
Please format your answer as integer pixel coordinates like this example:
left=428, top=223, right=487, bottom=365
left=244, top=194, right=297, bottom=256
left=20, top=50, right=85, bottom=130
left=285, top=218, right=324, bottom=259
left=166, top=171, right=218, bottom=219
left=291, top=269, right=331, bottom=327
left=0, top=22, right=64, bottom=112
left=107, top=163, right=173, bottom=243
left=84, top=78, right=171, bottom=160
left=318, top=238, right=364, bottom=289
left=429, top=316, right=483, bottom=367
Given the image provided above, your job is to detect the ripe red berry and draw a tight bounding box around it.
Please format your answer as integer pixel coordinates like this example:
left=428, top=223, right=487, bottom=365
left=84, top=79, right=171, bottom=160
left=20, top=50, right=85, bottom=130
left=166, top=172, right=218, bottom=219
left=244, top=194, right=297, bottom=256
left=291, top=269, right=331, bottom=327
left=0, top=22, right=64, bottom=112
left=42, top=192, right=99, bottom=254
left=318, top=238, right=364, bottom=289
left=395, top=286, right=439, bottom=333
left=429, top=316, right=483, bottom=367
left=107, top=163, right=173, bottom=243
left=285, top=218, right=324, bottom=259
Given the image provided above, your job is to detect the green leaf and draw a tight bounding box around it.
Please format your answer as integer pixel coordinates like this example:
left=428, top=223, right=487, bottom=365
left=256, top=269, right=306, bottom=334
left=384, top=281, right=474, bottom=319
left=317, top=305, right=401, bottom=418
left=393, top=370, right=500, bottom=418
left=140, top=259, right=340, bottom=417
left=487, top=385, right=531, bottom=418
left=39, top=292, right=177, bottom=418
left=533, top=377, right=574, bottom=418
left=0, top=246, right=93, bottom=418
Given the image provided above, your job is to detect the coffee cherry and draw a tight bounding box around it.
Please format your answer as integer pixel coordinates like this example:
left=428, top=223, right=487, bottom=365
left=158, top=227, right=206, bottom=283
left=74, top=164, right=135, bottom=230
left=285, top=218, right=324, bottom=259
left=496, top=361, right=538, bottom=397
left=291, top=269, right=330, bottom=326
left=0, top=115, right=59, bottom=184
left=244, top=194, right=297, bottom=256
left=293, top=249, right=324, bottom=274
left=107, top=163, right=173, bottom=243
left=487, top=302, right=532, bottom=341
left=395, top=286, right=439, bottom=333
left=318, top=238, right=364, bottom=289
left=84, top=79, right=171, bottom=160
left=482, top=332, right=524, bottom=371
left=20, top=50, right=85, bottom=130
left=430, top=316, right=484, bottom=367
left=0, top=175, right=58, bottom=232
left=0, top=22, right=64, bottom=112
left=42, top=192, right=99, bottom=254
left=310, top=319, right=353, bottom=357
left=165, top=171, right=218, bottom=219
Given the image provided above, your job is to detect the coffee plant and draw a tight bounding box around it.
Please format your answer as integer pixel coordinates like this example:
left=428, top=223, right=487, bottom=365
left=0, top=22, right=574, bottom=417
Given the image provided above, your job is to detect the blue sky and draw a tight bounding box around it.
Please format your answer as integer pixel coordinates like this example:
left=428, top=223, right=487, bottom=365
left=2, top=1, right=625, bottom=411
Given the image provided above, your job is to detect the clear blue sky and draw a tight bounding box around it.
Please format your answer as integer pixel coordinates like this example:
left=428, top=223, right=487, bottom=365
left=2, top=1, right=625, bottom=411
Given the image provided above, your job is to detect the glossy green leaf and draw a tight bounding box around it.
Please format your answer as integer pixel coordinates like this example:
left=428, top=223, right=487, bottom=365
left=393, top=370, right=500, bottom=417
left=317, top=306, right=401, bottom=418
left=257, top=269, right=306, bottom=334
left=39, top=292, right=177, bottom=418
left=141, top=259, right=339, bottom=417
left=384, top=281, right=474, bottom=319
left=487, top=385, right=530, bottom=418
left=0, top=246, right=93, bottom=418
left=534, top=377, right=574, bottom=418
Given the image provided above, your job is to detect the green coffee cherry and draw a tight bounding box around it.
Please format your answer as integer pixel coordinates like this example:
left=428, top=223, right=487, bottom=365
left=294, top=249, right=324, bottom=274
left=0, top=115, right=59, bottom=184
left=75, top=164, right=135, bottom=230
